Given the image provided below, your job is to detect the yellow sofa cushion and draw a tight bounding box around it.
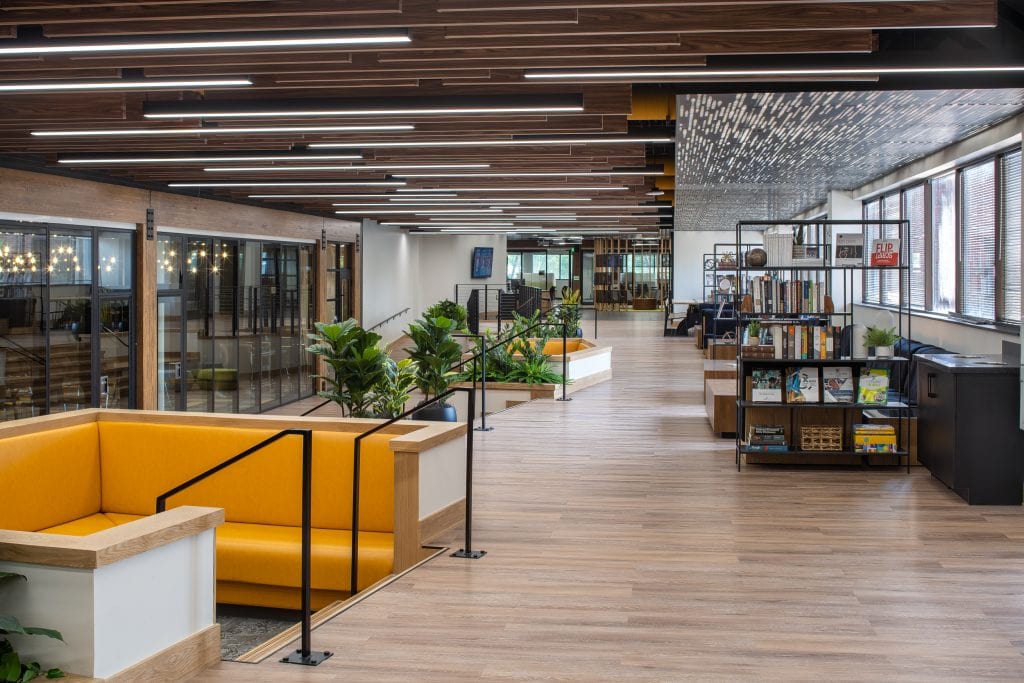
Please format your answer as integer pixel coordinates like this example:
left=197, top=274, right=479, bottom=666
left=0, top=423, right=101, bottom=532
left=97, top=423, right=395, bottom=532
left=542, top=340, right=582, bottom=354
left=38, top=512, right=125, bottom=536
left=215, top=521, right=393, bottom=593
left=216, top=581, right=345, bottom=612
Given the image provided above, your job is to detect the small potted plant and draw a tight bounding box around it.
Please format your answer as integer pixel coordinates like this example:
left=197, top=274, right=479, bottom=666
left=406, top=315, right=463, bottom=421
left=306, top=319, right=388, bottom=418
left=864, top=325, right=899, bottom=358
left=745, top=320, right=761, bottom=346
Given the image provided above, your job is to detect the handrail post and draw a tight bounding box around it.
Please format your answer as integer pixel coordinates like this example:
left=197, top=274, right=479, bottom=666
left=557, top=317, right=571, bottom=402
left=452, top=386, right=485, bottom=559
left=350, top=437, right=361, bottom=596
left=476, top=333, right=493, bottom=432
left=282, top=429, right=332, bottom=666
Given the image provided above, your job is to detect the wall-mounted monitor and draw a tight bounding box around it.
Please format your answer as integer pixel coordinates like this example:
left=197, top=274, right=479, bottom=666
left=471, top=246, right=494, bottom=279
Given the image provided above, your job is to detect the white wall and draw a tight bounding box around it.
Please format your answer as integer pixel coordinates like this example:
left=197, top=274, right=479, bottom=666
left=360, top=220, right=418, bottom=344
left=672, top=230, right=764, bottom=301
left=412, top=233, right=507, bottom=317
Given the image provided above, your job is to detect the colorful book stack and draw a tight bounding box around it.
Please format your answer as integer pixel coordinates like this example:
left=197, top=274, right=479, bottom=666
left=777, top=323, right=843, bottom=360
left=743, top=275, right=828, bottom=314
left=853, top=424, right=897, bottom=453
left=747, top=425, right=788, bottom=452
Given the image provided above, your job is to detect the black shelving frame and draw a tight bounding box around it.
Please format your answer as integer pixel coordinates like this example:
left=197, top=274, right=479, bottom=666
left=732, top=219, right=911, bottom=472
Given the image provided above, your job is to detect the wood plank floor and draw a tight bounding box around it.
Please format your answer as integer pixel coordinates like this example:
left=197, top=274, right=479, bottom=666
left=194, top=314, right=1024, bottom=681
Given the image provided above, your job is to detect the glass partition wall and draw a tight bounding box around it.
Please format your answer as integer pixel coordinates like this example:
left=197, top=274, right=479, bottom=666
left=0, top=222, right=133, bottom=421
left=157, top=233, right=315, bottom=413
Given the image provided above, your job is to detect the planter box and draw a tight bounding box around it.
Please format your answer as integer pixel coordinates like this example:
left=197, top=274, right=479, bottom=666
left=541, top=338, right=613, bottom=394
left=452, top=381, right=556, bottom=418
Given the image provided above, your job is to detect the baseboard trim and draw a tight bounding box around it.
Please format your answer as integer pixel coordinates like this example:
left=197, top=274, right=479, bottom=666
left=420, top=498, right=467, bottom=545
left=65, top=624, right=221, bottom=683
left=566, top=368, right=612, bottom=394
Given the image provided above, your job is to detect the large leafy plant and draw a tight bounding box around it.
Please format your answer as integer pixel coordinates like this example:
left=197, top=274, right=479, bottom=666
left=372, top=358, right=418, bottom=419
left=1, top=573, right=64, bottom=682
left=306, top=319, right=388, bottom=418
left=406, top=316, right=463, bottom=405
left=547, top=288, right=582, bottom=337
left=423, top=300, right=469, bottom=333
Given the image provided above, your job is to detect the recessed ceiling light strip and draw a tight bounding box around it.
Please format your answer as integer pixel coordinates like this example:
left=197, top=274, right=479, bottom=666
left=146, top=105, right=583, bottom=119
left=250, top=193, right=455, bottom=199
left=170, top=181, right=406, bottom=188
left=524, top=66, right=1024, bottom=80
left=396, top=186, right=628, bottom=192
left=0, top=32, right=410, bottom=56
left=0, top=78, right=252, bottom=93
left=59, top=154, right=363, bottom=164
left=33, top=124, right=413, bottom=138
left=335, top=209, right=503, bottom=215
left=310, top=136, right=671, bottom=149
left=394, top=170, right=660, bottom=178
left=205, top=163, right=488, bottom=172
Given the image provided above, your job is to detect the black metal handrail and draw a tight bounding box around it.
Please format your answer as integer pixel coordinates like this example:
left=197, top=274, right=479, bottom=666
left=366, top=307, right=411, bottom=333
left=348, top=384, right=480, bottom=593
left=100, top=324, right=130, bottom=348
left=155, top=428, right=332, bottom=667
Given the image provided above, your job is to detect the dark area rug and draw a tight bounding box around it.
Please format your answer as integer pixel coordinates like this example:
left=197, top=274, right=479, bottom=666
left=217, top=605, right=298, bottom=660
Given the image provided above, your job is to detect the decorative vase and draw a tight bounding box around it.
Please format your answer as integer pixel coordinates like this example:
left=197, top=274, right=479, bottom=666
left=874, top=345, right=894, bottom=359
left=851, top=323, right=867, bottom=358
left=745, top=248, right=768, bottom=268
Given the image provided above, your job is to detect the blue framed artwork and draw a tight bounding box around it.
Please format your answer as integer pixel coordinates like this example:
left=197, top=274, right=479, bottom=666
left=471, top=246, right=494, bottom=278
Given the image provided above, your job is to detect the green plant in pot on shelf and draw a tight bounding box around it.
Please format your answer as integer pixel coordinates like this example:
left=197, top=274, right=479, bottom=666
left=306, top=319, right=388, bottom=418
left=864, top=325, right=899, bottom=358
left=406, top=315, right=463, bottom=421
left=745, top=320, right=761, bottom=345
left=1, top=572, right=65, bottom=682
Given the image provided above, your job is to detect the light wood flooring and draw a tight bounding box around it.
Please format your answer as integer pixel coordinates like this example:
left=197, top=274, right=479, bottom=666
left=194, top=314, right=1024, bottom=681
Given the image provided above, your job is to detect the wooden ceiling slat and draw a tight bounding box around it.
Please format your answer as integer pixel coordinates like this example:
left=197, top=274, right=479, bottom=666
left=437, top=0, right=969, bottom=9
left=444, top=1, right=996, bottom=38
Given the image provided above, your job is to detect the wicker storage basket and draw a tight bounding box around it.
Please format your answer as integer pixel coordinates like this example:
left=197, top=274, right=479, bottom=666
left=800, top=425, right=843, bottom=452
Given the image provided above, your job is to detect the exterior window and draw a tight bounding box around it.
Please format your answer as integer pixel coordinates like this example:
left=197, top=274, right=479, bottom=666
left=880, top=192, right=901, bottom=307
left=1000, top=151, right=1021, bottom=323
left=863, top=199, right=881, bottom=304
left=930, top=173, right=957, bottom=314
left=902, top=185, right=926, bottom=310
left=960, top=160, right=997, bottom=321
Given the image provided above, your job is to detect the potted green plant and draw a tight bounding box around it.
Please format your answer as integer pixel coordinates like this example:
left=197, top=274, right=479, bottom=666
left=372, top=357, right=418, bottom=419
left=746, top=320, right=761, bottom=345
left=306, top=319, right=388, bottom=418
left=864, top=325, right=899, bottom=358
left=406, top=315, right=463, bottom=421
left=1, top=572, right=65, bottom=682
left=551, top=288, right=583, bottom=337
left=423, top=300, right=469, bottom=333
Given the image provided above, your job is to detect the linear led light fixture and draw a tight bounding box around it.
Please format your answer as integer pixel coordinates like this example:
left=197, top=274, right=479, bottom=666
left=206, top=163, right=488, bottom=172
left=249, top=193, right=454, bottom=198
left=396, top=186, right=628, bottom=192
left=335, top=209, right=504, bottom=215
left=143, top=93, right=582, bottom=119
left=331, top=203, right=519, bottom=208
left=524, top=66, right=1024, bottom=80
left=33, top=124, right=413, bottom=138
left=170, top=181, right=406, bottom=188
left=394, top=170, right=661, bottom=178
left=0, top=77, right=252, bottom=93
left=311, top=136, right=672, bottom=149
left=60, top=153, right=363, bottom=165
left=382, top=222, right=517, bottom=227
left=0, top=31, right=410, bottom=56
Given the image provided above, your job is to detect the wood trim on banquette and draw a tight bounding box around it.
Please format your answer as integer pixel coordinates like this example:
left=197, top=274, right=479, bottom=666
left=0, top=506, right=224, bottom=570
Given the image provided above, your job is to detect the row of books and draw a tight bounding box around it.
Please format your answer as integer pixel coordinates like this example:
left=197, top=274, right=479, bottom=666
left=742, top=276, right=828, bottom=314
left=745, top=423, right=899, bottom=453
left=751, top=367, right=889, bottom=404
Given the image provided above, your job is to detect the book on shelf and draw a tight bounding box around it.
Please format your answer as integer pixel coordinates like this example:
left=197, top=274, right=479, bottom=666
left=777, top=323, right=842, bottom=360
left=856, top=368, right=890, bottom=405
left=742, top=275, right=828, bottom=315
left=751, top=369, right=782, bottom=402
left=747, top=425, right=788, bottom=451
left=822, top=367, right=855, bottom=403
left=834, top=233, right=864, bottom=267
left=786, top=366, right=819, bottom=403
left=853, top=423, right=897, bottom=452
left=870, top=239, right=901, bottom=267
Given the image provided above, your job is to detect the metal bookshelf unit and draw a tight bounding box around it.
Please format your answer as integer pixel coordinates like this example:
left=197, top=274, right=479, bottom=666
left=731, top=220, right=911, bottom=472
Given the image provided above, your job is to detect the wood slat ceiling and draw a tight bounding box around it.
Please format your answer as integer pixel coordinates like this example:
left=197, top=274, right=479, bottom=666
left=0, top=0, right=1000, bottom=235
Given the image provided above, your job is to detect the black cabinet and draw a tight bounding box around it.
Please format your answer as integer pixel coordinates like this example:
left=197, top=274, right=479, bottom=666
left=917, top=354, right=1024, bottom=505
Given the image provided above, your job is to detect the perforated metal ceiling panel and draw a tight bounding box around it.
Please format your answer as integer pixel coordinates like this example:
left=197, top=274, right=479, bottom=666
left=674, top=89, right=1024, bottom=230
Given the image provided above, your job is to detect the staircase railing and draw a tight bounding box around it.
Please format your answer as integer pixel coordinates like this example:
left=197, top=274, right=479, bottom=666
left=0, top=335, right=45, bottom=366
left=366, top=307, right=410, bottom=333
left=155, top=428, right=333, bottom=667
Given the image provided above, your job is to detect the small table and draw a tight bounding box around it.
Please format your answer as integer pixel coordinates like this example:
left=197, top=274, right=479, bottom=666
left=705, top=379, right=737, bottom=437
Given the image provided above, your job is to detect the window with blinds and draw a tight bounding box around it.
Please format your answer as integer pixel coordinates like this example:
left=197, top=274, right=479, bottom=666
left=863, top=199, right=880, bottom=304
left=931, top=173, right=957, bottom=314
left=902, top=185, right=926, bottom=310
left=960, top=160, right=997, bottom=321
left=880, top=192, right=901, bottom=307
left=1000, top=150, right=1021, bottom=323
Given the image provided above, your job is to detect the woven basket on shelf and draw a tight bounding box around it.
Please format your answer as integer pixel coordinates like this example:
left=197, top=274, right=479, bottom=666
left=799, top=425, right=843, bottom=452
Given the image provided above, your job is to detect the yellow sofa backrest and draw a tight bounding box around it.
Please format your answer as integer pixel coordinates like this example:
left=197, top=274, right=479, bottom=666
left=97, top=422, right=395, bottom=532
left=0, top=423, right=102, bottom=532
left=542, top=340, right=582, bottom=355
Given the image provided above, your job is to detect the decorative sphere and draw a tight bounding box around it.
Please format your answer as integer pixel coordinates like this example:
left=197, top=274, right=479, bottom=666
left=745, top=248, right=768, bottom=267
